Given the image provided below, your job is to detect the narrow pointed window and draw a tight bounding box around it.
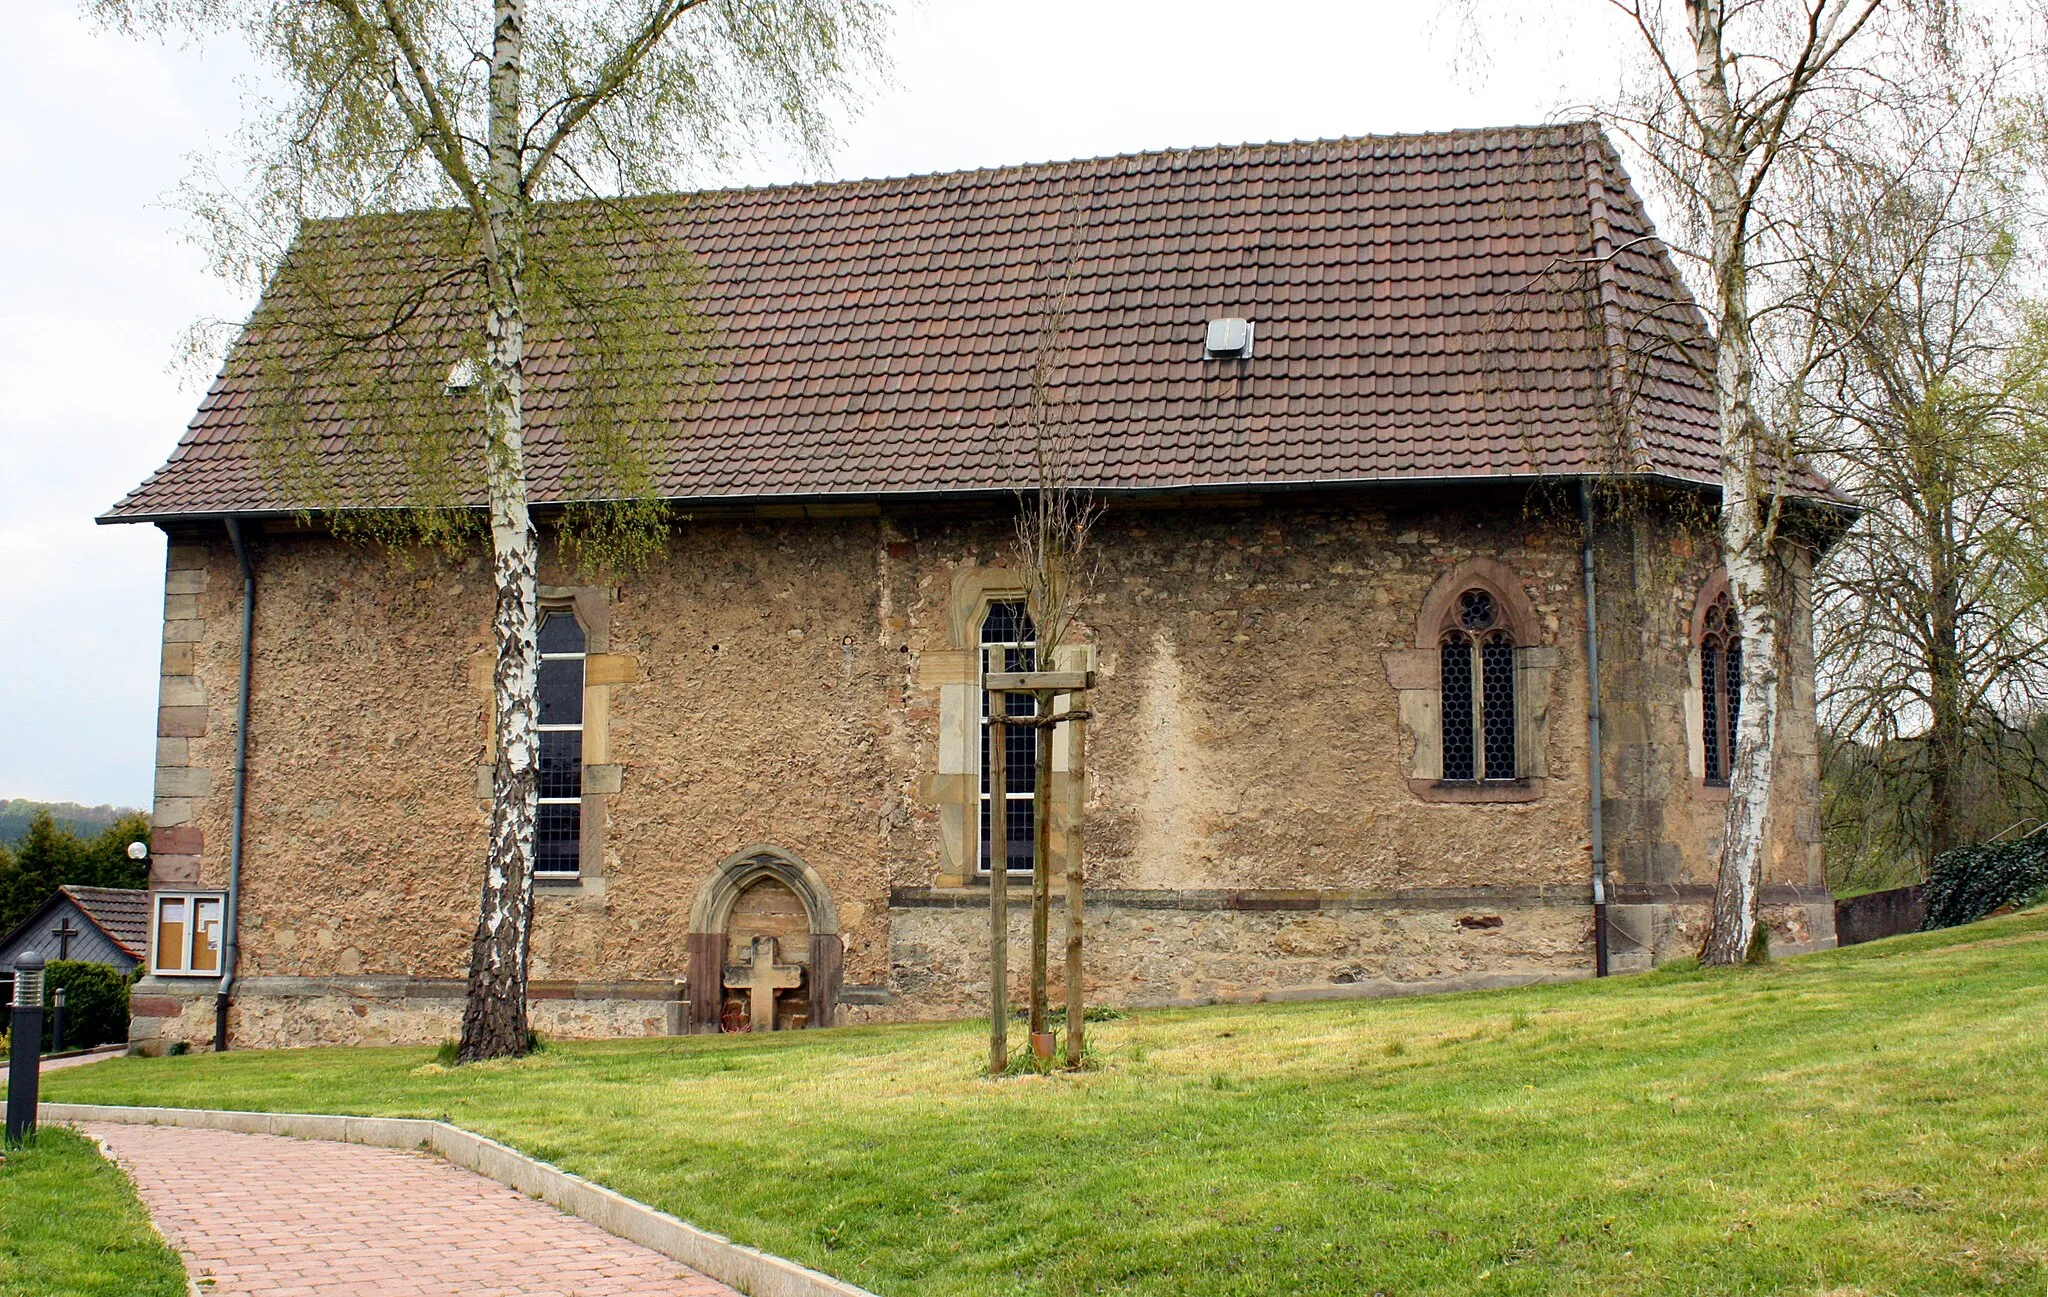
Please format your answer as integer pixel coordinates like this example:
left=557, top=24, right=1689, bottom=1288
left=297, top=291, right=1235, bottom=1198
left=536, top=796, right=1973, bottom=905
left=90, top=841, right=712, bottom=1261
left=978, top=600, right=1037, bottom=874
left=1700, top=591, right=1741, bottom=786
left=535, top=610, right=586, bottom=875
left=1440, top=589, right=1518, bottom=782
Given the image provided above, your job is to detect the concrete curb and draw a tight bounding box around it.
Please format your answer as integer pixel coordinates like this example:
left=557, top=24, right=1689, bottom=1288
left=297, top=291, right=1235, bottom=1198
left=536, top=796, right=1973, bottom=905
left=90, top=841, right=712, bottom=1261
left=44, top=1103, right=875, bottom=1297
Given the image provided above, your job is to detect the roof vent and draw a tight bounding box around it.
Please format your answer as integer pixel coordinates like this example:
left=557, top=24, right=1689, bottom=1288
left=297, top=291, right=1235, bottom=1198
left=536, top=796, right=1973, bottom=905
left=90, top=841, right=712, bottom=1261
left=1204, top=318, right=1254, bottom=359
left=445, top=358, right=481, bottom=394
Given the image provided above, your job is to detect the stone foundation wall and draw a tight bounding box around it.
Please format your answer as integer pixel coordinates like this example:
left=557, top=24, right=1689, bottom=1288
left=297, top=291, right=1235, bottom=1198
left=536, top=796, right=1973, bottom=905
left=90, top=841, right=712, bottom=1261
left=1605, top=892, right=1838, bottom=972
left=126, top=883, right=1839, bottom=1053
left=884, top=889, right=1599, bottom=1018
left=129, top=978, right=685, bottom=1053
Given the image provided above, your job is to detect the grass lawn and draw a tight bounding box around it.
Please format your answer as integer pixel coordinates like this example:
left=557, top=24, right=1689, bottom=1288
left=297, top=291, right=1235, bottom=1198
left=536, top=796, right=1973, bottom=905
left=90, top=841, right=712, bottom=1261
left=0, top=1125, right=187, bottom=1297
left=48, top=911, right=2048, bottom=1296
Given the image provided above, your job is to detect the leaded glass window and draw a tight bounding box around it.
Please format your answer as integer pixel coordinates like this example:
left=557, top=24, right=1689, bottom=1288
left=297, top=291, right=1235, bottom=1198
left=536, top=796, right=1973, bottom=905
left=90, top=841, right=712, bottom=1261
left=1700, top=591, right=1741, bottom=786
left=1440, top=589, right=1518, bottom=783
left=979, top=600, right=1037, bottom=874
left=536, top=610, right=585, bottom=875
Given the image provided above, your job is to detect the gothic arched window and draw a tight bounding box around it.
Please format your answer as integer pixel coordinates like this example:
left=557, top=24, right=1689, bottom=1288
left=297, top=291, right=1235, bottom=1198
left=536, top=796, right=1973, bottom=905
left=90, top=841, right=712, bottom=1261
left=535, top=609, right=587, bottom=875
left=1700, top=590, right=1742, bottom=786
left=1440, top=588, right=1517, bottom=782
left=979, top=600, right=1038, bottom=874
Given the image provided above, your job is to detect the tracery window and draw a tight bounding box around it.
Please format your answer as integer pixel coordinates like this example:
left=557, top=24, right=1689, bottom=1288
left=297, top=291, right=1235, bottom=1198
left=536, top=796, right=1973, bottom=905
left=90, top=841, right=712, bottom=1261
left=535, top=610, right=586, bottom=876
left=1440, top=588, right=1518, bottom=782
left=978, top=600, right=1037, bottom=874
left=1699, top=590, right=1742, bottom=786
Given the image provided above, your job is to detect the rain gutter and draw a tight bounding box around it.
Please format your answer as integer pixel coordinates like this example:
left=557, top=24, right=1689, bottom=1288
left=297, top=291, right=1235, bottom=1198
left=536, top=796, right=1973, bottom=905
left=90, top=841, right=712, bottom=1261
left=215, top=516, right=255, bottom=1050
left=1580, top=480, right=1609, bottom=977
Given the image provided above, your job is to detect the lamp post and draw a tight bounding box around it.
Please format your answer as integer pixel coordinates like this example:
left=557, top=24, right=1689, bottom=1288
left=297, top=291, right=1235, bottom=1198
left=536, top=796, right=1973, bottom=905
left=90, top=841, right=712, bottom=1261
left=7, top=950, right=45, bottom=1146
left=51, top=985, right=67, bottom=1053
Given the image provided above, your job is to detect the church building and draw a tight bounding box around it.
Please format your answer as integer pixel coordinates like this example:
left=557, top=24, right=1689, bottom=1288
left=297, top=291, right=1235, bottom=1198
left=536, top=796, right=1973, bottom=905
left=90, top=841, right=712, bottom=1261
left=104, top=124, right=1844, bottom=1051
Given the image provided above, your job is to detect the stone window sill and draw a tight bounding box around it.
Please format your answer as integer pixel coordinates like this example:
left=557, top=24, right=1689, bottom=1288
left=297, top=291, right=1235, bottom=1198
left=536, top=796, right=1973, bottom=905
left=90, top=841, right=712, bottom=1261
left=961, top=870, right=1038, bottom=887
left=1409, top=777, right=1546, bottom=804
left=535, top=874, right=606, bottom=896
left=1692, top=780, right=1732, bottom=803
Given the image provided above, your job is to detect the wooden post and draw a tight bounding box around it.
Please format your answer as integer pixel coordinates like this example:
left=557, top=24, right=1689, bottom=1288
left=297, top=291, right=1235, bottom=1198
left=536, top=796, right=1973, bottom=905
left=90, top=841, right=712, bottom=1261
left=978, top=667, right=1095, bottom=1074
left=988, top=691, right=1008, bottom=1076
left=1063, top=696, right=1087, bottom=1068
left=1029, top=691, right=1053, bottom=1043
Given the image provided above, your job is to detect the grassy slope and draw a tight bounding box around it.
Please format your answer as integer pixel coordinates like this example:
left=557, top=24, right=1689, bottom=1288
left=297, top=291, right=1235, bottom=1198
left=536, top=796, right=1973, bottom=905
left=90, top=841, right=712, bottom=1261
left=49, top=913, right=2048, bottom=1296
left=0, top=1126, right=187, bottom=1297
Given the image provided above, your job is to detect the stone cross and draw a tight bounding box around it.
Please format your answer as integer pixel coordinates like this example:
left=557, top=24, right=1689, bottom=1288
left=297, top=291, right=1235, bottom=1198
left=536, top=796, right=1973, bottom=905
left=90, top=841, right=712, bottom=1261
left=50, top=916, right=80, bottom=961
left=724, top=936, right=802, bottom=1032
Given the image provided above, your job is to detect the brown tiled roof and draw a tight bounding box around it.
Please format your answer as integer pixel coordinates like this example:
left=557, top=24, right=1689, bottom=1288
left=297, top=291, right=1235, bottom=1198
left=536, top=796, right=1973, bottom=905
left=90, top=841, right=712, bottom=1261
left=105, top=124, right=1828, bottom=522
left=60, top=885, right=149, bottom=960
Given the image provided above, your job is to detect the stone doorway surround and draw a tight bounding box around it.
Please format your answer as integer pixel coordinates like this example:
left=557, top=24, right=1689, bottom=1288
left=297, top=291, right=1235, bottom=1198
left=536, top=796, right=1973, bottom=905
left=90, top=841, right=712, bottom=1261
left=685, top=845, right=842, bottom=1033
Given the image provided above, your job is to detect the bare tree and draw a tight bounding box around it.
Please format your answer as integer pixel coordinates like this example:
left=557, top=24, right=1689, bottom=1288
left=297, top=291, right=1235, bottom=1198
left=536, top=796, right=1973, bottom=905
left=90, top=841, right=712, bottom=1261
left=1798, top=94, right=2048, bottom=875
left=1009, top=283, right=1099, bottom=1067
left=98, top=0, right=889, bottom=1057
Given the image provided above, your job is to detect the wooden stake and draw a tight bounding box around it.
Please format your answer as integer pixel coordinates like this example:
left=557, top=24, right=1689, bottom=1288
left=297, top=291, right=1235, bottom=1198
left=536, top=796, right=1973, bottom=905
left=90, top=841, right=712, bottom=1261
left=1064, top=696, right=1087, bottom=1068
left=988, top=693, right=1008, bottom=1076
left=1030, top=690, right=1053, bottom=1040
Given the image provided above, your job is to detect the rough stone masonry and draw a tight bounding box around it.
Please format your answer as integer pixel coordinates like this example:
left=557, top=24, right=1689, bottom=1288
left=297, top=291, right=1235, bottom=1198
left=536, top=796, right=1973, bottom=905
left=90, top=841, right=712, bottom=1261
left=104, top=128, right=1844, bottom=1049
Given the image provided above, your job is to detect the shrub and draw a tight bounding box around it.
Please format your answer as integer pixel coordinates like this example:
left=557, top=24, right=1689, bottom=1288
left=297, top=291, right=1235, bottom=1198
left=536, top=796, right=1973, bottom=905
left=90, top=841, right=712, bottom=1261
left=1920, top=836, right=2048, bottom=930
left=1745, top=919, right=1772, bottom=964
left=42, top=961, right=131, bottom=1051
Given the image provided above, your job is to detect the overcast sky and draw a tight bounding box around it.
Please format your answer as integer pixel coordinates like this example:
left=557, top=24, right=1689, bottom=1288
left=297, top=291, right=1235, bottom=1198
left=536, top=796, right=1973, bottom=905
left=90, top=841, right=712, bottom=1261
left=0, top=0, right=1626, bottom=809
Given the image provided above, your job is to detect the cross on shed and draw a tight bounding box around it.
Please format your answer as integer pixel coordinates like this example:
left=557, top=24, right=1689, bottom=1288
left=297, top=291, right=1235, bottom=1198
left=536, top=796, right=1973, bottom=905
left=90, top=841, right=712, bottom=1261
left=50, top=916, right=81, bottom=960
left=723, top=935, right=802, bottom=1031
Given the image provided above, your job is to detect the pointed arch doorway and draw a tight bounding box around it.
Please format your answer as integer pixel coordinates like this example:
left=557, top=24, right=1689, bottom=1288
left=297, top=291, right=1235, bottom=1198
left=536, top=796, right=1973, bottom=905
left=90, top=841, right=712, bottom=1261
left=685, top=845, right=843, bottom=1033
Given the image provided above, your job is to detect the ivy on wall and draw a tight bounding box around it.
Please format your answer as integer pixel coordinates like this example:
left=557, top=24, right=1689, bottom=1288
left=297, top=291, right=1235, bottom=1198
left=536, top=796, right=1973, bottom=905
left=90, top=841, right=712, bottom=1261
left=1920, top=837, right=2048, bottom=930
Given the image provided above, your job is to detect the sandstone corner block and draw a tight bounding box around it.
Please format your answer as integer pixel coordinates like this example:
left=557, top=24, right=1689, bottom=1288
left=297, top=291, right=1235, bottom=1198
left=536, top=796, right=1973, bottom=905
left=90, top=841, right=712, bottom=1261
left=151, top=855, right=201, bottom=885
left=153, top=825, right=203, bottom=856
left=158, top=706, right=208, bottom=738
left=156, top=765, right=213, bottom=798
left=160, top=676, right=206, bottom=708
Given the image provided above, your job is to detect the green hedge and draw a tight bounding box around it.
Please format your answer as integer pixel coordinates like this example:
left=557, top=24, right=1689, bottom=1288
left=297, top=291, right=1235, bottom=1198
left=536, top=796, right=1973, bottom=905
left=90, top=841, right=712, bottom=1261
left=41, top=961, right=132, bottom=1051
left=1920, top=836, right=2048, bottom=930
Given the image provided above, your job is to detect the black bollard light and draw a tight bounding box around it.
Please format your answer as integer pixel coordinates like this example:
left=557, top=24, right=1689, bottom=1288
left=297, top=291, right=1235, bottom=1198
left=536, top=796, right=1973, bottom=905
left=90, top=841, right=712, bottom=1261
left=51, top=985, right=66, bottom=1054
left=7, top=951, right=45, bottom=1146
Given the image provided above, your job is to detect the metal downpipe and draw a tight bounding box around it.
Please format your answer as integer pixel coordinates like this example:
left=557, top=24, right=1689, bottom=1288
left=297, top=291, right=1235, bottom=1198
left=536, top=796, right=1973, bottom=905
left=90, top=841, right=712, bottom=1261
left=216, top=517, right=255, bottom=1050
left=1581, top=481, right=1609, bottom=977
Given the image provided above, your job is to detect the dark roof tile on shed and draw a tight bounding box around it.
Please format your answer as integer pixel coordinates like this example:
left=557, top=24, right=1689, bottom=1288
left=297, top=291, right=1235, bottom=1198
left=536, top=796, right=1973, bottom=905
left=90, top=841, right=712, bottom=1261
left=62, top=886, right=149, bottom=960
left=104, top=124, right=1831, bottom=521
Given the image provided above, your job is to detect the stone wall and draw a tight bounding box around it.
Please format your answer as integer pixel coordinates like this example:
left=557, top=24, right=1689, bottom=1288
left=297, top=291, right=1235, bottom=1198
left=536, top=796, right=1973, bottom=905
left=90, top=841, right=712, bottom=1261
left=131, top=486, right=1832, bottom=1051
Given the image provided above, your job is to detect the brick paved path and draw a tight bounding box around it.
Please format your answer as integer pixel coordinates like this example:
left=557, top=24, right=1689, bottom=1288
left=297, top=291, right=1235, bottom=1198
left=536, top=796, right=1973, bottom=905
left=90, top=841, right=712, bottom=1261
left=78, top=1122, right=741, bottom=1296
left=40, top=1046, right=125, bottom=1072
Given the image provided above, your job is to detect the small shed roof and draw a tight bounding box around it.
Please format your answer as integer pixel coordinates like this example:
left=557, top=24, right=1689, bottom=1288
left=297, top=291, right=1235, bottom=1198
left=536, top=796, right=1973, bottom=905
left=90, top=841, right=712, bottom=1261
left=0, top=885, right=148, bottom=971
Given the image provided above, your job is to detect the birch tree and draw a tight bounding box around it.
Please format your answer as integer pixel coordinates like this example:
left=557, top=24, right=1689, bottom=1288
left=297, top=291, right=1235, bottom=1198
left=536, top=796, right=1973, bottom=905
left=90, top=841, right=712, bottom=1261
left=97, top=0, right=888, bottom=1057
left=1581, top=0, right=1958, bottom=963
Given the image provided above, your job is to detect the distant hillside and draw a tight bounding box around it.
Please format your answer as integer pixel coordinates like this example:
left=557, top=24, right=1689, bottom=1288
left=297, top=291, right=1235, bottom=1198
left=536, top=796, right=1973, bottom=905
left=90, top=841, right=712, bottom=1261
left=0, top=800, right=146, bottom=847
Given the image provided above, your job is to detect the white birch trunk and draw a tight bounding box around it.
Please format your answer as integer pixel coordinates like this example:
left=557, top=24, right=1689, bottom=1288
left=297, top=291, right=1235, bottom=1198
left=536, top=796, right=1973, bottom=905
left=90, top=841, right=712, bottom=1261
left=458, top=0, right=541, bottom=1059
left=1692, top=0, right=1784, bottom=966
